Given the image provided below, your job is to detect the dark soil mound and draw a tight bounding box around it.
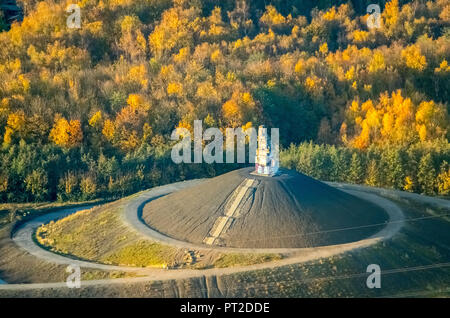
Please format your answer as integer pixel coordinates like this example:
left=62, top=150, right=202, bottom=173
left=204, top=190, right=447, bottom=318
left=142, top=168, right=388, bottom=248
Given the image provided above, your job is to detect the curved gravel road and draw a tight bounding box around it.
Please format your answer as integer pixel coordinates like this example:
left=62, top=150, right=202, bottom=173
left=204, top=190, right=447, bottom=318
left=327, top=182, right=450, bottom=210
left=0, top=180, right=418, bottom=290
left=122, top=181, right=403, bottom=254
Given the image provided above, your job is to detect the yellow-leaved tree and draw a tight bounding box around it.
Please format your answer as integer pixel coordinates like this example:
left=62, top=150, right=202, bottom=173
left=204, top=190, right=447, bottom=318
left=342, top=90, right=447, bottom=149
left=49, top=115, right=83, bottom=148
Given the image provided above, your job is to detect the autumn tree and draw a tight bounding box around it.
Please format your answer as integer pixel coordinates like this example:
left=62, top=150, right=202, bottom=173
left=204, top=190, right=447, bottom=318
left=49, top=116, right=83, bottom=148
left=437, top=161, right=450, bottom=195
left=118, top=15, right=147, bottom=61
left=149, top=6, right=200, bottom=58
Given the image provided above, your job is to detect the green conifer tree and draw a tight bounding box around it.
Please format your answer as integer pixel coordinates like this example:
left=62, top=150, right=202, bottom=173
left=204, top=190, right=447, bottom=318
left=417, top=153, right=436, bottom=195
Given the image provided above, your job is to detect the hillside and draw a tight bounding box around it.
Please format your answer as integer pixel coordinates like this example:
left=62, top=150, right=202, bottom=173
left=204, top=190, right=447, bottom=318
left=143, top=168, right=388, bottom=248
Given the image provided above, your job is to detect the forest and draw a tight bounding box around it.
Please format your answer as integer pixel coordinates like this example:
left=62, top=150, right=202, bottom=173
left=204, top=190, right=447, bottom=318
left=0, top=0, right=448, bottom=202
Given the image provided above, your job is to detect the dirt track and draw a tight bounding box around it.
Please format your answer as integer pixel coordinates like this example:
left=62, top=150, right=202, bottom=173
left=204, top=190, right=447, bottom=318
left=0, top=180, right=413, bottom=291
left=327, top=182, right=450, bottom=209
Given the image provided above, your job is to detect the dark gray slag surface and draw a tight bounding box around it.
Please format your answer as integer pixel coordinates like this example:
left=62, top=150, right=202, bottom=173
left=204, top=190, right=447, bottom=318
left=143, top=168, right=389, bottom=248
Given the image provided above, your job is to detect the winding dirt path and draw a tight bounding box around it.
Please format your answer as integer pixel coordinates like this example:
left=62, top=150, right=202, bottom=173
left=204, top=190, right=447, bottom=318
left=122, top=181, right=404, bottom=254
left=0, top=181, right=416, bottom=290
left=327, top=182, right=450, bottom=210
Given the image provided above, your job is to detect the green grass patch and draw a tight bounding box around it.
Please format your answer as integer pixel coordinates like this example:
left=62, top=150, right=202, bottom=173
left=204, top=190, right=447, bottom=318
left=103, top=240, right=178, bottom=268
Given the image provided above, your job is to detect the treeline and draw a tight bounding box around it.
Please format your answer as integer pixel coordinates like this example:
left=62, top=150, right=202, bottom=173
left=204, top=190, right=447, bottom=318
left=0, top=141, right=241, bottom=202
left=281, top=141, right=450, bottom=196
left=1, top=138, right=448, bottom=203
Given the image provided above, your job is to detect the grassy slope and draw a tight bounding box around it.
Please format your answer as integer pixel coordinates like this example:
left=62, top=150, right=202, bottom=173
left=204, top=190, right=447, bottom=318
left=36, top=193, right=280, bottom=269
